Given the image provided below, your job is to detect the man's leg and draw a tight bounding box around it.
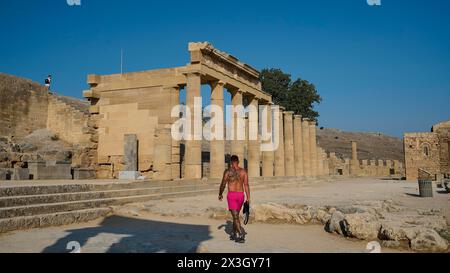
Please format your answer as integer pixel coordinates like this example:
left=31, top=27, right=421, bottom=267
left=229, top=210, right=237, bottom=240
left=230, top=210, right=244, bottom=242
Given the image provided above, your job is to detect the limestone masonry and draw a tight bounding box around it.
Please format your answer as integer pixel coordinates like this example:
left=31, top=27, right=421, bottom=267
left=0, top=43, right=413, bottom=181
left=404, top=120, right=450, bottom=181
left=83, top=42, right=328, bottom=180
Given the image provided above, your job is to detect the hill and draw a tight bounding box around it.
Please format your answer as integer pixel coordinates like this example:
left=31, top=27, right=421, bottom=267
left=317, top=128, right=404, bottom=162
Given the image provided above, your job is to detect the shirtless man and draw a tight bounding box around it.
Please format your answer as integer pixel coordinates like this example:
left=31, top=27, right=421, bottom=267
left=218, top=155, right=251, bottom=243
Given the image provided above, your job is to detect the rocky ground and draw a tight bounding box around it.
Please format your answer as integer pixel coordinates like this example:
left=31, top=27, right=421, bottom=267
left=0, top=129, right=75, bottom=169
left=0, top=178, right=448, bottom=253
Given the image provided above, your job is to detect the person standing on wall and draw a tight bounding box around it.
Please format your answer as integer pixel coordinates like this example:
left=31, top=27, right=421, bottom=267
left=44, top=75, right=52, bottom=91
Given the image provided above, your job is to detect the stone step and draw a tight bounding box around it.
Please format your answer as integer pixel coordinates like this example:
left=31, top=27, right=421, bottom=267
left=0, top=180, right=220, bottom=197
left=52, top=95, right=90, bottom=115
left=0, top=179, right=320, bottom=233
left=0, top=176, right=305, bottom=197
left=0, top=180, right=305, bottom=219
left=0, top=184, right=220, bottom=207
left=0, top=208, right=112, bottom=233
left=0, top=188, right=221, bottom=219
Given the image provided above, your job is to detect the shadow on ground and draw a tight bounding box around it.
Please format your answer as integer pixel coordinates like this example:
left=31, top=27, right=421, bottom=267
left=217, top=221, right=247, bottom=238
left=42, top=215, right=212, bottom=253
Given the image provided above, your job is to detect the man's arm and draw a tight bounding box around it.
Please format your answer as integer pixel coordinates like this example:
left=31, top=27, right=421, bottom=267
left=218, top=170, right=228, bottom=201
left=243, top=171, right=251, bottom=203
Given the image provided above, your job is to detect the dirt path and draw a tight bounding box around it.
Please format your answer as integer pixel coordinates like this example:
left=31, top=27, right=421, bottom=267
left=0, top=213, right=407, bottom=253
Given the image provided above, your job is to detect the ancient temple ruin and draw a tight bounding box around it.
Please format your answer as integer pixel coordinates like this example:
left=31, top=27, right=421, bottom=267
left=0, top=42, right=408, bottom=181
left=83, top=42, right=328, bottom=180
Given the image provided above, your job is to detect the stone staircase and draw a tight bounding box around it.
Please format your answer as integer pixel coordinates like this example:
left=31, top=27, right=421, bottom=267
left=46, top=93, right=93, bottom=147
left=0, top=177, right=326, bottom=233
left=52, top=94, right=90, bottom=115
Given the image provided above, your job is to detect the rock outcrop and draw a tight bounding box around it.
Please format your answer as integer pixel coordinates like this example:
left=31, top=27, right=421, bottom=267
left=206, top=200, right=449, bottom=252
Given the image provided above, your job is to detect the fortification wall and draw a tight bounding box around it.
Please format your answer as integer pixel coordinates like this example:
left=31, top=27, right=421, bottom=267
left=0, top=74, right=49, bottom=141
left=327, top=152, right=404, bottom=178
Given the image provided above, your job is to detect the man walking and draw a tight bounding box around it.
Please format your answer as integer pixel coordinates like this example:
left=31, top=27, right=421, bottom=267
left=218, top=155, right=251, bottom=243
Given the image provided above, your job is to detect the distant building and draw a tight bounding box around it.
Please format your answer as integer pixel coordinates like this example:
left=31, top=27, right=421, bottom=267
left=404, top=120, right=450, bottom=181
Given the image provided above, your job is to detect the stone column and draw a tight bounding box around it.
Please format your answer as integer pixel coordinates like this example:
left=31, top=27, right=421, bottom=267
left=119, top=134, right=140, bottom=180
left=309, top=120, right=318, bottom=177
left=247, top=97, right=260, bottom=177
left=274, top=107, right=285, bottom=177
left=154, top=125, right=172, bottom=180
left=209, top=81, right=225, bottom=178
left=317, top=148, right=324, bottom=176
left=231, top=90, right=245, bottom=163
left=352, top=141, right=358, bottom=161
left=166, top=85, right=181, bottom=180
left=302, top=118, right=311, bottom=176
left=293, top=115, right=304, bottom=177
left=262, top=103, right=274, bottom=177
left=323, top=153, right=330, bottom=176
left=184, top=73, right=202, bottom=179
left=283, top=111, right=295, bottom=177
left=350, top=141, right=359, bottom=176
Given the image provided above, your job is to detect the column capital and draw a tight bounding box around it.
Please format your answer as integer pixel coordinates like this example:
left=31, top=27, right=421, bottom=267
left=294, top=114, right=303, bottom=120
left=230, top=89, right=244, bottom=96
left=210, top=80, right=226, bottom=87
left=309, top=120, right=317, bottom=126
left=284, top=111, right=295, bottom=116
left=302, top=118, right=310, bottom=122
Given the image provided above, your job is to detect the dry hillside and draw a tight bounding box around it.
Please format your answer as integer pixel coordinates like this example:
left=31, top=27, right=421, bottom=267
left=317, top=128, right=404, bottom=162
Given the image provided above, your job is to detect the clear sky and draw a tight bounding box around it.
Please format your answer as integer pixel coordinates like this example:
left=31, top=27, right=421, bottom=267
left=1, top=0, right=449, bottom=137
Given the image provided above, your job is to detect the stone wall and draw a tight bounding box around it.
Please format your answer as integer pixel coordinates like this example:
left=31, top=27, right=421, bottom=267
left=404, top=120, right=450, bottom=181
left=327, top=152, right=404, bottom=178
left=0, top=73, right=97, bottom=179
left=0, top=73, right=49, bottom=141
left=47, top=95, right=91, bottom=145
left=91, top=87, right=171, bottom=179
left=433, top=122, right=450, bottom=176
left=47, top=95, right=97, bottom=169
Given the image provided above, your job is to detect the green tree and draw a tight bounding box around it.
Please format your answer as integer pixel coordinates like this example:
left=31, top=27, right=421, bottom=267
left=260, top=68, right=322, bottom=122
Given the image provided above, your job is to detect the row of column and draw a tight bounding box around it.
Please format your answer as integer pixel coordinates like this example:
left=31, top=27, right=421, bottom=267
left=179, top=72, right=328, bottom=180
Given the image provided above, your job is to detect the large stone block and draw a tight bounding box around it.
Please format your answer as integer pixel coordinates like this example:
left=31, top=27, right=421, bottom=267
left=119, top=171, right=140, bottom=180
left=73, top=168, right=96, bottom=180
left=124, top=134, right=138, bottom=172
left=28, top=161, right=72, bottom=180
left=12, top=168, right=30, bottom=180
left=0, top=168, right=11, bottom=180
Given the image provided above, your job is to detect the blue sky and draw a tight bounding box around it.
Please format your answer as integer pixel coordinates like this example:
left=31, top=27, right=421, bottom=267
left=1, top=0, right=449, bottom=137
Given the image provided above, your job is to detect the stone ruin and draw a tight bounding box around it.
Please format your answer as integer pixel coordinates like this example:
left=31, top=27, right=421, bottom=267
left=404, top=120, right=450, bottom=181
left=327, top=141, right=405, bottom=178
left=0, top=42, right=409, bottom=181
left=0, top=73, right=96, bottom=181
left=83, top=42, right=328, bottom=180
